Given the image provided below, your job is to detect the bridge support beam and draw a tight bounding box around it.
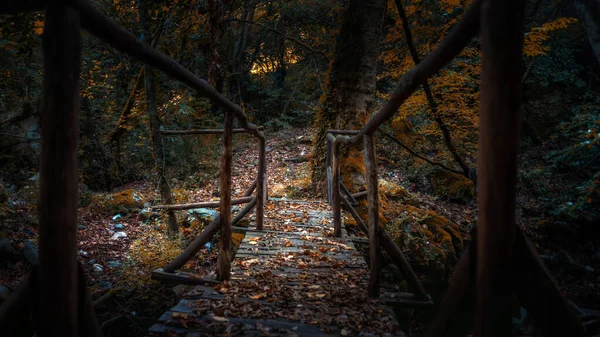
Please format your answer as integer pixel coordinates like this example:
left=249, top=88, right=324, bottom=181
left=364, top=133, right=381, bottom=298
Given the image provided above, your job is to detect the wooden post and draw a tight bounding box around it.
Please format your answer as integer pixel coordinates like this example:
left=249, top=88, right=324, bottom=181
left=476, top=0, right=525, bottom=335
left=326, top=136, right=332, bottom=205
left=256, top=136, right=266, bottom=230
left=364, top=133, right=381, bottom=298
left=38, top=5, right=81, bottom=336
left=332, top=139, right=342, bottom=237
left=217, top=110, right=233, bottom=281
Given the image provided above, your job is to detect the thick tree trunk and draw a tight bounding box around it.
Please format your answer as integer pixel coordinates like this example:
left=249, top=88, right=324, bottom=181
left=139, top=0, right=177, bottom=233
left=310, top=0, right=387, bottom=189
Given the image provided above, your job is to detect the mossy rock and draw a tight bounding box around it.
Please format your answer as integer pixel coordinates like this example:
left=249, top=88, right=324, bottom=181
left=378, top=179, right=412, bottom=201
left=88, top=189, right=145, bottom=215
left=387, top=205, right=464, bottom=284
left=427, top=168, right=474, bottom=204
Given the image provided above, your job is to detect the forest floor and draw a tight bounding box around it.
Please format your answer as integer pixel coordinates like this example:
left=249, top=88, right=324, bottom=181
left=0, top=127, right=599, bottom=336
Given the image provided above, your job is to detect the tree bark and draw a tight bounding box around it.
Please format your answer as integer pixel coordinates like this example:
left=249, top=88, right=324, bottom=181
left=217, top=110, right=233, bottom=281
left=38, top=5, right=81, bottom=336
left=139, top=0, right=177, bottom=234
left=393, top=0, right=471, bottom=180
left=475, top=0, right=525, bottom=335
left=310, top=0, right=387, bottom=189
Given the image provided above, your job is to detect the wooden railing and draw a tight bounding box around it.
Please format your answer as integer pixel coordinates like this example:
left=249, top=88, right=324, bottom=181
left=322, top=0, right=586, bottom=335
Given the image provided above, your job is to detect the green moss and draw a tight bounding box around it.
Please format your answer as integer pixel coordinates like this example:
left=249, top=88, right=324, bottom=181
left=88, top=188, right=145, bottom=215
left=427, top=168, right=474, bottom=203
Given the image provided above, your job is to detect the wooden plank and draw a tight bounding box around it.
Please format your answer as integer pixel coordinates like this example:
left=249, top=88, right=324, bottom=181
left=217, top=109, right=233, bottom=281
left=151, top=196, right=254, bottom=211
left=364, top=133, right=381, bottom=298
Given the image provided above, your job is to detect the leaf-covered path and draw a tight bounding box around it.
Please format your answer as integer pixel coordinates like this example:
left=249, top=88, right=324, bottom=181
left=149, top=199, right=407, bottom=336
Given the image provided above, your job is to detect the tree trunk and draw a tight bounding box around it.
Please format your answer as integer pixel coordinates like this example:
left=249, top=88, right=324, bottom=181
left=310, top=0, right=387, bottom=190
left=575, top=0, right=600, bottom=66
left=393, top=0, right=472, bottom=180
left=139, top=0, right=177, bottom=234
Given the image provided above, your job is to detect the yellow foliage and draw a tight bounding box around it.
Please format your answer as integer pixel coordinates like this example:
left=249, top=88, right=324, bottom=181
left=123, top=231, right=183, bottom=286
left=524, top=17, right=578, bottom=57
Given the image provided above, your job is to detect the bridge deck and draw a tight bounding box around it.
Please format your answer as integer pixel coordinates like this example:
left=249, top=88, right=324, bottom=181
left=148, top=200, right=410, bottom=336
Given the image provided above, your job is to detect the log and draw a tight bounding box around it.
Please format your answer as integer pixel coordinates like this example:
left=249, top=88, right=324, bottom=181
left=425, top=237, right=476, bottom=337
left=243, top=180, right=257, bottom=199
left=217, top=110, right=233, bottom=281
left=256, top=137, right=266, bottom=230
left=475, top=0, right=525, bottom=335
left=152, top=269, right=221, bottom=286
left=332, top=139, right=342, bottom=237
left=333, top=0, right=482, bottom=145
left=340, top=182, right=357, bottom=204
left=326, top=129, right=360, bottom=135
left=38, top=6, right=81, bottom=336
left=68, top=0, right=265, bottom=141
left=161, top=127, right=263, bottom=135
left=341, top=195, right=427, bottom=299
left=150, top=196, right=254, bottom=210
left=232, top=197, right=257, bottom=226
left=364, top=134, right=381, bottom=298
left=162, top=215, right=222, bottom=273
left=513, top=229, right=586, bottom=336
left=351, top=191, right=368, bottom=200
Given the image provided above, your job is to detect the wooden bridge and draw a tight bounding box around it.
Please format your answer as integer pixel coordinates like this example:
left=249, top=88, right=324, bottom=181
left=0, top=1, right=589, bottom=337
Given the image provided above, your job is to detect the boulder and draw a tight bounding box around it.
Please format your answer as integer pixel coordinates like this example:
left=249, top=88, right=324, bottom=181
left=23, top=240, right=38, bottom=265
left=378, top=179, right=412, bottom=201
left=0, top=238, right=15, bottom=260
left=427, top=168, right=474, bottom=203
left=88, top=189, right=145, bottom=215
left=387, top=205, right=464, bottom=283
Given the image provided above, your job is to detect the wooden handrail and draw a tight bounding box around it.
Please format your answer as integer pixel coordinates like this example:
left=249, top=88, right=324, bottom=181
left=151, top=196, right=254, bottom=211
left=161, top=127, right=264, bottom=135
left=66, top=0, right=265, bottom=142
left=328, top=0, right=481, bottom=146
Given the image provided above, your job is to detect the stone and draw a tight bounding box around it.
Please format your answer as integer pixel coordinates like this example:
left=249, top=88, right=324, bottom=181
left=108, top=260, right=122, bottom=268
left=114, top=224, right=125, bottom=230
left=92, top=264, right=103, bottom=273
left=23, top=227, right=34, bottom=237
left=0, top=285, right=10, bottom=301
left=0, top=238, right=15, bottom=257
left=78, top=250, right=88, bottom=257
left=89, top=189, right=145, bottom=215
left=88, top=259, right=96, bottom=265
left=110, top=232, right=127, bottom=240
left=23, top=240, right=38, bottom=265
left=98, top=281, right=113, bottom=290
left=378, top=179, right=412, bottom=201
left=78, top=224, right=87, bottom=230
left=427, top=168, right=474, bottom=204
left=187, top=208, right=217, bottom=220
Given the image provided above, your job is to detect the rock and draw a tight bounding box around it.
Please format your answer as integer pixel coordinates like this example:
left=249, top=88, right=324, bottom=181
left=108, top=260, right=121, bottom=268
left=89, top=189, right=145, bottom=215
left=23, top=240, right=38, bottom=265
left=187, top=208, right=217, bottom=220
left=110, top=232, right=127, bottom=240
left=378, top=179, right=413, bottom=201
left=114, top=224, right=124, bottom=230
left=0, top=238, right=15, bottom=259
left=78, top=224, right=87, bottom=230
left=23, top=227, right=34, bottom=237
left=387, top=205, right=463, bottom=284
left=139, top=208, right=159, bottom=221
left=98, top=281, right=113, bottom=290
left=0, top=285, right=10, bottom=301
left=28, top=173, right=39, bottom=181
left=78, top=250, right=88, bottom=257
left=92, top=264, right=103, bottom=273
left=427, top=168, right=474, bottom=204
left=88, top=259, right=96, bottom=265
